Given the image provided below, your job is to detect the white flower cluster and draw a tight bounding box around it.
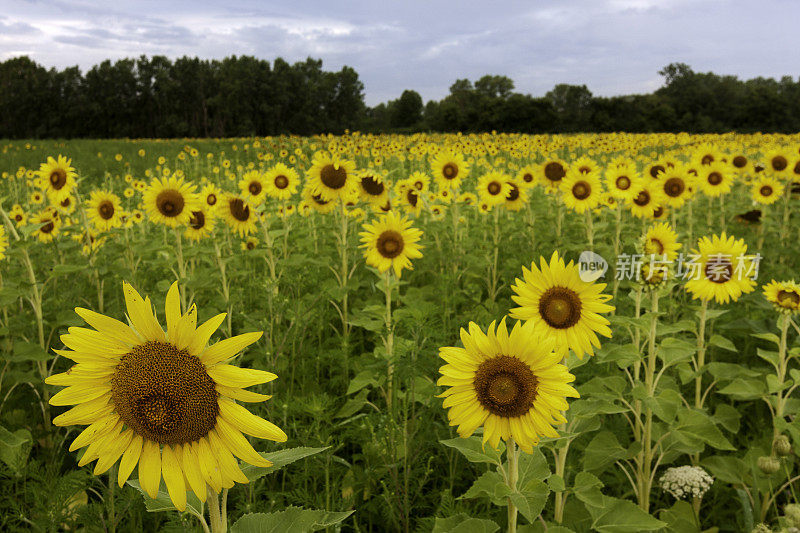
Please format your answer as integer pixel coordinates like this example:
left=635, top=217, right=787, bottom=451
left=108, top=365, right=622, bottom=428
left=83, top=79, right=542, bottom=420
left=659, top=466, right=714, bottom=500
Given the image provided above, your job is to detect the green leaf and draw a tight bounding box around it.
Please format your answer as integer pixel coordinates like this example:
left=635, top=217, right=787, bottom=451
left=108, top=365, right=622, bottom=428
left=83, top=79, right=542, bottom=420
left=432, top=514, right=499, bottom=533
left=596, top=343, right=641, bottom=368
left=570, top=398, right=627, bottom=418
left=7, top=341, right=52, bottom=362
left=756, top=348, right=780, bottom=368
left=126, top=479, right=204, bottom=516
left=583, top=432, right=627, bottom=471
left=0, top=425, right=32, bottom=474
left=461, top=471, right=510, bottom=504
left=346, top=370, right=378, bottom=395
left=701, top=455, right=748, bottom=485
left=656, top=319, right=696, bottom=336
left=517, top=448, right=551, bottom=486
left=649, top=389, right=683, bottom=423
left=230, top=508, right=353, bottom=533
left=510, top=479, right=550, bottom=523
left=658, top=501, right=700, bottom=533
left=548, top=474, right=566, bottom=492
left=334, top=389, right=369, bottom=419
left=590, top=498, right=666, bottom=532
left=708, top=334, right=737, bottom=352
left=441, top=436, right=504, bottom=465
left=717, top=378, right=767, bottom=400
left=713, top=404, right=742, bottom=433
left=241, top=447, right=329, bottom=482
left=706, top=362, right=762, bottom=381
left=752, top=332, right=781, bottom=346
left=673, top=410, right=735, bottom=451
left=658, top=337, right=696, bottom=367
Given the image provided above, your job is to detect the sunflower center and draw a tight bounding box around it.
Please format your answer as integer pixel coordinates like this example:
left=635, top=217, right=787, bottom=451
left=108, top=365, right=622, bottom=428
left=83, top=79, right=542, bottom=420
left=442, top=163, right=458, bottom=179
left=98, top=201, right=114, bottom=220
left=522, top=173, right=533, bottom=183
left=653, top=205, right=665, bottom=218
left=248, top=181, right=262, bottom=196
left=544, top=162, right=565, bottom=182
left=704, top=257, right=733, bottom=284
left=320, top=164, right=347, bottom=189
left=777, top=290, right=800, bottom=307
left=760, top=185, right=774, bottom=197
left=633, top=191, right=651, bottom=206
left=111, top=341, right=219, bottom=445
left=572, top=182, right=590, bottom=200
left=206, top=193, right=217, bottom=206
left=156, top=190, right=185, bottom=217
left=274, top=175, right=289, bottom=189
left=772, top=156, right=788, bottom=171
left=473, top=355, right=537, bottom=418
left=229, top=198, right=250, bottom=221
left=539, top=287, right=582, bottom=329
left=359, top=175, right=383, bottom=196
left=664, top=177, right=685, bottom=197
left=645, top=238, right=665, bottom=255
left=189, top=210, right=205, bottom=229
left=377, top=230, right=404, bottom=259
left=707, top=172, right=723, bottom=186
left=649, top=165, right=665, bottom=179
left=406, top=189, right=418, bottom=207
left=733, top=155, right=747, bottom=168
left=506, top=184, right=519, bottom=201
left=14, top=214, right=22, bottom=222
left=61, top=198, right=71, bottom=208
left=615, top=176, right=631, bottom=190
left=49, top=169, right=67, bottom=189
left=487, top=181, right=502, bottom=195
left=40, top=220, right=55, bottom=234
left=701, top=154, right=714, bottom=165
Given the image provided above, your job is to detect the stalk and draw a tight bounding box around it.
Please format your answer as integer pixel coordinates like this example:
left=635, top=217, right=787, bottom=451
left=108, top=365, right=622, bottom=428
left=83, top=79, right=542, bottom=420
left=506, top=438, right=519, bottom=533
left=383, top=271, right=395, bottom=412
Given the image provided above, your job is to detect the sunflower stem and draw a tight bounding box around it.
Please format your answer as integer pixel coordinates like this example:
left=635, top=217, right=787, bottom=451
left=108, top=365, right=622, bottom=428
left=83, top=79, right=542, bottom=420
left=774, top=314, right=791, bottom=439
left=694, top=299, right=709, bottom=411
left=612, top=204, right=623, bottom=306
left=638, top=290, right=659, bottom=512
left=207, top=487, right=226, bottom=533
left=585, top=209, right=594, bottom=252
left=383, top=270, right=395, bottom=413
left=506, top=438, right=519, bottom=533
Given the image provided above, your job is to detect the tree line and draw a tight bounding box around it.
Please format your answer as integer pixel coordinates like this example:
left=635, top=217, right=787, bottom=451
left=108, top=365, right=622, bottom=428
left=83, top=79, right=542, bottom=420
left=1, top=56, right=799, bottom=138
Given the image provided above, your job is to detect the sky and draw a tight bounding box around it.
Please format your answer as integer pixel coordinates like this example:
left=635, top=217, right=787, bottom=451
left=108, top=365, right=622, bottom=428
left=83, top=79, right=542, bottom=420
left=0, top=0, right=797, bottom=106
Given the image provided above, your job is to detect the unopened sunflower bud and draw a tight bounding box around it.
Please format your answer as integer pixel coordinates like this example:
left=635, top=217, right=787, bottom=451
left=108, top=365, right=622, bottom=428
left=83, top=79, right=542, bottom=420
left=785, top=503, right=800, bottom=527
left=774, top=435, right=793, bottom=456
left=758, top=455, right=781, bottom=475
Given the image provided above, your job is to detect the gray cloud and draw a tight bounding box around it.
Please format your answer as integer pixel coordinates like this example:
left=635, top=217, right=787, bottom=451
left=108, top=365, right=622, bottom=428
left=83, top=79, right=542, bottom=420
left=0, top=0, right=797, bottom=105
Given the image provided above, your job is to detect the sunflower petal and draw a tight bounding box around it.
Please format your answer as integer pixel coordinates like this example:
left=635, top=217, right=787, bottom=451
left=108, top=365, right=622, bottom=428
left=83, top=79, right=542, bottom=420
left=138, top=440, right=162, bottom=499
left=161, top=445, right=186, bottom=511
left=118, top=434, right=143, bottom=487
left=218, top=398, right=287, bottom=442
left=186, top=313, right=227, bottom=356
left=200, top=332, right=263, bottom=366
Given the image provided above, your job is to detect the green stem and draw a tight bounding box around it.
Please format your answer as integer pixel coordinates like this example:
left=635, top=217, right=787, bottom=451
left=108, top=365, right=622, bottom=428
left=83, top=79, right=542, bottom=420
left=384, top=270, right=395, bottom=413
left=694, top=300, right=709, bottom=409
left=207, top=487, right=226, bottom=533
left=506, top=438, right=519, bottom=533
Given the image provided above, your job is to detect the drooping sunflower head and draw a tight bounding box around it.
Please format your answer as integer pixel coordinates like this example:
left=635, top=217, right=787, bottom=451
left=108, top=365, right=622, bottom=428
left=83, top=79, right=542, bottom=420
left=143, top=176, right=200, bottom=228
left=263, top=163, right=300, bottom=200
left=238, top=170, right=267, bottom=204
left=358, top=211, right=423, bottom=278
left=45, top=282, right=286, bottom=511
left=763, top=280, right=800, bottom=314
left=30, top=209, right=62, bottom=243
left=37, top=155, right=78, bottom=201
left=641, top=222, right=682, bottom=261
left=503, top=180, right=528, bottom=211
left=751, top=175, right=784, bottom=205
left=431, top=150, right=470, bottom=191
left=560, top=167, right=602, bottom=214
left=184, top=207, right=215, bottom=241
left=87, top=190, right=123, bottom=232
left=356, top=170, right=387, bottom=203
left=477, top=171, right=512, bottom=206
left=306, top=152, right=358, bottom=202
left=437, top=318, right=579, bottom=453
left=510, top=251, right=615, bottom=359
left=218, top=193, right=257, bottom=236
left=684, top=232, right=757, bottom=304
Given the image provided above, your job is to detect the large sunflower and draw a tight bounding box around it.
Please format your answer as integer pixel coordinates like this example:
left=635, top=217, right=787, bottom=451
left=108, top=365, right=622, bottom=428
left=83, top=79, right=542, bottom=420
left=263, top=163, right=300, bottom=200
left=477, top=171, right=512, bottom=206
left=684, top=233, right=756, bottom=304
left=627, top=181, right=666, bottom=219
left=305, top=152, right=358, bottom=202
left=658, top=165, right=695, bottom=209
left=763, top=146, right=792, bottom=177
left=510, top=251, right=614, bottom=359
left=604, top=165, right=639, bottom=201
left=762, top=280, right=800, bottom=314
left=359, top=211, right=423, bottom=278
left=218, top=193, right=257, bottom=237
left=697, top=162, right=733, bottom=197
left=86, top=190, right=123, bottom=232
left=37, top=155, right=77, bottom=202
left=430, top=150, right=470, bottom=190
left=238, top=170, right=267, bottom=205
left=143, top=176, right=200, bottom=228
left=437, top=318, right=579, bottom=453
left=751, top=175, right=784, bottom=205
left=46, top=282, right=286, bottom=511
left=560, top=168, right=602, bottom=213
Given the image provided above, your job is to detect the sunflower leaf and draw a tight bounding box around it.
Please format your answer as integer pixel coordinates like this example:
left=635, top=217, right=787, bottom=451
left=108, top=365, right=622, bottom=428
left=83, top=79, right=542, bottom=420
left=441, top=436, right=505, bottom=465
left=241, top=446, right=329, bottom=482
left=230, top=507, right=353, bottom=533
left=432, top=513, right=500, bottom=533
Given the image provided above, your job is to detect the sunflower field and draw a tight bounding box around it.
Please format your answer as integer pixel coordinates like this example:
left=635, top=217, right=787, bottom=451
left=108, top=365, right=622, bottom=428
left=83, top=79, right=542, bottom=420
left=1, top=133, right=799, bottom=533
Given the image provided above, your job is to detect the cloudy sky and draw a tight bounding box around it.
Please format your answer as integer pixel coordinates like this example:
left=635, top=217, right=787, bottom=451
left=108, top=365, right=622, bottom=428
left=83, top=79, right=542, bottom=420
left=0, top=0, right=797, bottom=105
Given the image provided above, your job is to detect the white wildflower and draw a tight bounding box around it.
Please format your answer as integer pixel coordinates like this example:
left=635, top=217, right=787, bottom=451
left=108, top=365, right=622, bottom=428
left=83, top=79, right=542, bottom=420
left=659, top=465, right=714, bottom=500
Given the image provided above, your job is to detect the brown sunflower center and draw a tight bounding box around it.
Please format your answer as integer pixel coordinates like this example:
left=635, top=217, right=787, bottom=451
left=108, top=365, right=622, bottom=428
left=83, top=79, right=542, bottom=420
left=156, top=190, right=185, bottom=218
left=206, top=193, right=217, bottom=206
left=49, top=169, right=67, bottom=189
left=246, top=240, right=256, bottom=250
left=112, top=341, right=218, bottom=445
left=98, top=201, right=115, bottom=220
left=572, top=182, right=591, bottom=200
left=707, top=172, right=723, bottom=186
left=228, top=198, right=250, bottom=221
left=760, top=185, right=774, bottom=197
left=14, top=214, right=22, bottom=222
left=473, top=355, right=537, bottom=418
left=539, top=287, right=582, bottom=329
left=615, top=176, right=631, bottom=190
left=60, top=198, right=71, bottom=208
left=40, top=220, right=55, bottom=234
left=522, top=173, right=534, bottom=183
left=506, top=184, right=519, bottom=201
left=189, top=210, right=205, bottom=230
left=701, top=154, right=714, bottom=165
left=794, top=162, right=800, bottom=175
left=645, top=237, right=665, bottom=255
left=274, top=175, right=289, bottom=189
left=406, top=189, right=418, bottom=207
left=248, top=181, right=262, bottom=196
left=634, top=191, right=651, bottom=206
left=320, top=164, right=347, bottom=189
left=544, top=162, right=565, bottom=182
left=442, top=163, right=458, bottom=179
left=649, top=165, right=665, bottom=179
left=664, top=177, right=685, bottom=197
left=772, top=156, right=788, bottom=171
left=733, top=155, right=747, bottom=168
left=487, top=181, right=502, bottom=195
left=777, top=290, right=800, bottom=307
left=704, top=257, right=733, bottom=284
left=377, top=230, right=404, bottom=259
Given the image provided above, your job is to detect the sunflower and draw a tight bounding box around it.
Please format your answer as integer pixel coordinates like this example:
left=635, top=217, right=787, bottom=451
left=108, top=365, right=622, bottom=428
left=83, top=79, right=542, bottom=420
left=430, top=150, right=470, bottom=191
left=572, top=156, right=600, bottom=176
left=642, top=222, right=681, bottom=261
left=239, top=170, right=267, bottom=204
left=684, top=233, right=757, bottom=304
left=240, top=236, right=259, bottom=251
left=657, top=165, right=694, bottom=209
left=763, top=280, right=800, bottom=314
left=477, top=171, right=511, bottom=206
left=408, top=171, right=430, bottom=192
left=397, top=183, right=423, bottom=217
left=516, top=165, right=538, bottom=189
left=263, top=163, right=300, bottom=200
left=305, top=152, right=358, bottom=202
left=697, top=162, right=733, bottom=198
left=729, top=150, right=751, bottom=175
left=143, top=176, right=200, bottom=228
left=302, top=185, right=336, bottom=215
left=218, top=193, right=257, bottom=237
left=184, top=208, right=215, bottom=241
left=751, top=175, right=784, bottom=205
left=86, top=190, right=123, bottom=232
left=605, top=166, right=639, bottom=200
left=201, top=184, right=221, bottom=209
left=763, top=146, right=792, bottom=177
left=359, top=211, right=423, bottom=278
left=357, top=171, right=389, bottom=205
left=437, top=318, right=579, bottom=453
left=627, top=181, right=666, bottom=219
left=9, top=204, right=27, bottom=226
left=538, top=158, right=568, bottom=191
left=45, top=282, right=286, bottom=511
left=560, top=168, right=602, bottom=214
left=510, top=251, right=614, bottom=359
left=37, top=155, right=77, bottom=202
left=31, top=191, right=45, bottom=204
left=458, top=192, right=478, bottom=206
left=55, top=195, right=77, bottom=216
left=0, top=225, right=7, bottom=261
left=504, top=180, right=528, bottom=211
left=692, top=143, right=721, bottom=167
left=644, top=159, right=668, bottom=180
left=30, top=209, right=62, bottom=243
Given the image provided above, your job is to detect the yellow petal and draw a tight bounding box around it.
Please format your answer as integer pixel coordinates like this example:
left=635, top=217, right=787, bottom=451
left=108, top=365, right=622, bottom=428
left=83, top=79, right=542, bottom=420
left=53, top=395, right=113, bottom=426
left=200, top=331, right=263, bottom=366
left=138, top=440, right=162, bottom=499
left=49, top=384, right=111, bottom=406
left=206, top=365, right=276, bottom=388
left=216, top=384, right=272, bottom=403
left=213, top=417, right=271, bottom=467
left=94, top=429, right=134, bottom=475
left=74, top=307, right=141, bottom=347
left=165, top=282, right=181, bottom=343
left=161, top=445, right=186, bottom=512
left=69, top=414, right=117, bottom=452
left=207, top=429, right=250, bottom=484
left=123, top=282, right=165, bottom=342
left=218, top=398, right=287, bottom=442
left=186, top=313, right=227, bottom=356
left=195, top=438, right=223, bottom=493
left=180, top=443, right=207, bottom=503
left=118, top=434, right=143, bottom=487
left=174, top=304, right=197, bottom=351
